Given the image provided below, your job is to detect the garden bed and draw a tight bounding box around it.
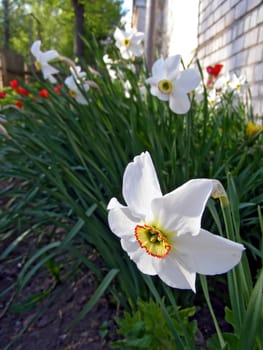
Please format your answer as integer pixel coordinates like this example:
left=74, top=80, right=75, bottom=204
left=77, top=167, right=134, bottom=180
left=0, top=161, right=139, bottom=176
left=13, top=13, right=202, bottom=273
left=0, top=251, right=119, bottom=350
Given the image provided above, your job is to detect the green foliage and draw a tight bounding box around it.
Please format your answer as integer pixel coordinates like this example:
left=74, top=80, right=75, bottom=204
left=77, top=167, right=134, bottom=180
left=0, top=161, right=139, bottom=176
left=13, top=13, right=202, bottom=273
left=206, top=176, right=263, bottom=350
left=111, top=299, right=198, bottom=350
left=0, top=33, right=263, bottom=349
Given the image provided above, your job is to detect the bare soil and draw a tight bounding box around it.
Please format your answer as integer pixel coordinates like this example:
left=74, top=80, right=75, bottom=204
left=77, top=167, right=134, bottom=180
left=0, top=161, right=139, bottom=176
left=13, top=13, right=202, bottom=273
left=0, top=257, right=120, bottom=350
left=0, top=255, right=232, bottom=350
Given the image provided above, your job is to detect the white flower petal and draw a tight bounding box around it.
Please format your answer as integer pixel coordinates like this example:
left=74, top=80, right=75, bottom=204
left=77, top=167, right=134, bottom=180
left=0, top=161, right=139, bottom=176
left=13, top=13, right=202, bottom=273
left=169, top=89, right=190, bottom=114
left=175, top=229, right=245, bottom=275
left=126, top=242, right=157, bottom=275
left=64, top=76, right=73, bottom=89
left=115, top=41, right=122, bottom=50
left=164, top=55, right=181, bottom=79
left=70, top=66, right=87, bottom=80
left=107, top=197, right=124, bottom=210
left=152, top=57, right=165, bottom=77
left=151, top=179, right=216, bottom=236
left=114, top=27, right=124, bottom=41
left=47, top=74, right=57, bottom=84
left=31, top=40, right=41, bottom=58
left=41, top=50, right=59, bottom=62
left=75, top=93, right=88, bottom=105
left=145, top=76, right=161, bottom=86
left=150, top=86, right=169, bottom=101
left=42, top=64, right=59, bottom=79
left=120, top=47, right=132, bottom=60
left=123, top=152, right=162, bottom=218
left=130, top=44, right=144, bottom=57
left=132, top=32, right=144, bottom=43
left=154, top=254, right=196, bottom=291
left=108, top=206, right=139, bottom=238
left=174, top=68, right=201, bottom=93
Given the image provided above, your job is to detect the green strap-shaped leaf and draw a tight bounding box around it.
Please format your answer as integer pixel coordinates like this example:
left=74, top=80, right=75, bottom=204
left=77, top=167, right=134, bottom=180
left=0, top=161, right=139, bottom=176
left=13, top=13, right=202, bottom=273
left=240, top=267, right=263, bottom=350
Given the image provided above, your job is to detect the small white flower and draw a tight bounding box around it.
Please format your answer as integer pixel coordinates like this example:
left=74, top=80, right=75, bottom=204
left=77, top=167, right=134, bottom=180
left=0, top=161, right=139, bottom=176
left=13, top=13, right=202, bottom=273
left=103, top=54, right=118, bottom=80
left=69, top=65, right=87, bottom=81
left=146, top=55, right=201, bottom=114
left=123, top=80, right=132, bottom=98
left=194, top=83, right=205, bottom=102
left=139, top=85, right=147, bottom=98
left=228, top=73, right=248, bottom=92
left=64, top=75, right=89, bottom=105
left=208, top=88, right=221, bottom=107
left=103, top=54, right=114, bottom=65
left=30, top=40, right=59, bottom=83
left=107, top=152, right=244, bottom=292
left=114, top=27, right=144, bottom=60
left=214, top=73, right=247, bottom=94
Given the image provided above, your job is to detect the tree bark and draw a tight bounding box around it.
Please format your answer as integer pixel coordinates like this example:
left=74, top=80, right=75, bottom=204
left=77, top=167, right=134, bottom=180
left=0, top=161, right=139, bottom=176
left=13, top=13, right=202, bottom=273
left=71, top=0, right=85, bottom=60
left=2, top=0, right=10, bottom=49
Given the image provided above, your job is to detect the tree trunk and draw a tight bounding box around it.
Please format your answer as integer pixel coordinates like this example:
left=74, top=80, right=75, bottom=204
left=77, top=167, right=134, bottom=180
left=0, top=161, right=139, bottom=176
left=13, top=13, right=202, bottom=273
left=2, top=0, right=10, bottom=49
left=144, top=0, right=158, bottom=71
left=71, top=0, right=85, bottom=60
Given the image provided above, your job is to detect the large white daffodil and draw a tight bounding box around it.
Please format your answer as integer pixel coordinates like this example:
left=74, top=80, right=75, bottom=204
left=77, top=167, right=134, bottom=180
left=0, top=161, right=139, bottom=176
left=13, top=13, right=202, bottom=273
left=114, top=27, right=144, bottom=60
left=64, top=75, right=89, bottom=105
left=146, top=55, right=201, bottom=114
left=30, top=40, right=59, bottom=83
left=107, top=152, right=245, bottom=292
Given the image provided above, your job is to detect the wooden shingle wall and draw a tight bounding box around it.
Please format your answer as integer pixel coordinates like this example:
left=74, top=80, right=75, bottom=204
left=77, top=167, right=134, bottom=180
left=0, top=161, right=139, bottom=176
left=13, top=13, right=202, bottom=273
left=0, top=49, right=26, bottom=89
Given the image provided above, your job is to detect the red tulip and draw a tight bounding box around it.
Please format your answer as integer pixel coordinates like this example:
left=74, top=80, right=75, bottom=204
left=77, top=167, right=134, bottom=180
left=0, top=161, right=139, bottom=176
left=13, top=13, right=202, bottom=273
left=16, top=87, right=30, bottom=96
left=39, top=89, right=49, bottom=98
left=9, top=80, right=19, bottom=88
left=206, top=64, right=223, bottom=78
left=15, top=101, right=23, bottom=108
left=0, top=91, right=7, bottom=99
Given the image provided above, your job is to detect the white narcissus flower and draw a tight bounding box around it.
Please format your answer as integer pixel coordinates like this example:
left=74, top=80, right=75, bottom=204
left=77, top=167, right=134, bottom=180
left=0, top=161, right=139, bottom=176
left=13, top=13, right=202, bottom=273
left=70, top=65, right=87, bottom=81
left=228, top=73, right=248, bottom=92
left=123, top=80, right=132, bottom=98
left=114, top=27, right=144, bottom=60
left=194, top=83, right=205, bottom=102
left=30, top=40, right=59, bottom=83
left=103, top=54, right=118, bottom=80
left=146, top=55, right=201, bottom=114
left=64, top=75, right=89, bottom=105
left=107, top=152, right=245, bottom=292
left=214, top=73, right=248, bottom=94
left=208, top=88, right=221, bottom=107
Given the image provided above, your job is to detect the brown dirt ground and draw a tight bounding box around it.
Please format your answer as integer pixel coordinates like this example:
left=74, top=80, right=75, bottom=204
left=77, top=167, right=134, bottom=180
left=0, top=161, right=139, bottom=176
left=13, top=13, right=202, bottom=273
left=0, top=256, right=120, bottom=350
left=0, top=255, right=232, bottom=350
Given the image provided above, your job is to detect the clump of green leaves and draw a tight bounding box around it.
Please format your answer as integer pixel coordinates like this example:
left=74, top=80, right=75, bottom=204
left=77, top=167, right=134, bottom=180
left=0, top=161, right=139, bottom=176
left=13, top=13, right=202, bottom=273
left=111, top=299, right=198, bottom=350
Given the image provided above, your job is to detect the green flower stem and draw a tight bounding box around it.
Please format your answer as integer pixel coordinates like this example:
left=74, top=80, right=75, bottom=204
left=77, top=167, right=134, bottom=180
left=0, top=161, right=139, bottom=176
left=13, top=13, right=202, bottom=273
left=199, top=275, right=226, bottom=349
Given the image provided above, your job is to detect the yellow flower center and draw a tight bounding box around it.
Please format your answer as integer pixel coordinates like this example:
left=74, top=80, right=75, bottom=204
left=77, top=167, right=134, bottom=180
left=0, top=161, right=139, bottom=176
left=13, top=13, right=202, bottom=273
left=35, top=60, right=42, bottom=71
left=158, top=79, right=173, bottom=94
left=69, top=89, right=77, bottom=98
left=135, top=224, right=171, bottom=258
left=122, top=38, right=131, bottom=47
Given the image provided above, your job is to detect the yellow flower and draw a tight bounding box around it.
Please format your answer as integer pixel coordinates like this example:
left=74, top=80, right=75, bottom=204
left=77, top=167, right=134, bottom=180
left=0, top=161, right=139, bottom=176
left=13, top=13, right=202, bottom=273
left=246, top=121, right=263, bottom=138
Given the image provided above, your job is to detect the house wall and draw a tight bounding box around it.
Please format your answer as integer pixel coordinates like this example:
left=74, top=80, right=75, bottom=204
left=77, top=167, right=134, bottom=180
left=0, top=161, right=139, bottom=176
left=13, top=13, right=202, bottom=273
left=197, top=0, right=263, bottom=116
